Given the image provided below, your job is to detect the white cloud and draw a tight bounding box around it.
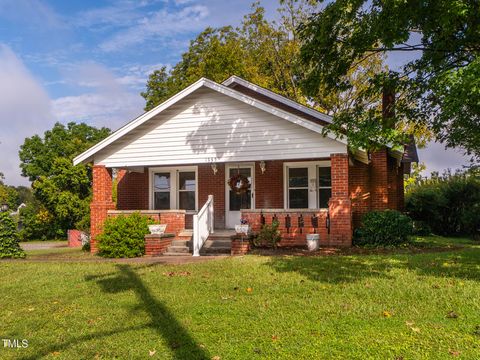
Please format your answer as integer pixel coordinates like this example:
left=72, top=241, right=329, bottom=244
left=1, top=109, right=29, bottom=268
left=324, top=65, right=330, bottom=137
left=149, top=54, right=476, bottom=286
left=0, top=44, right=54, bottom=186
left=52, top=63, right=144, bottom=131
left=0, top=0, right=66, bottom=29
left=99, top=5, right=209, bottom=52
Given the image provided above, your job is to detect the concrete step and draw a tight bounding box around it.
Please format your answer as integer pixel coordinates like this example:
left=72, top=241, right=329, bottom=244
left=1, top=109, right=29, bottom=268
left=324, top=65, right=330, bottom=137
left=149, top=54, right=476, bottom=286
left=171, top=240, right=192, bottom=247
left=200, top=247, right=231, bottom=255
left=163, top=252, right=192, bottom=256
left=166, top=245, right=190, bottom=254
left=203, top=239, right=231, bottom=248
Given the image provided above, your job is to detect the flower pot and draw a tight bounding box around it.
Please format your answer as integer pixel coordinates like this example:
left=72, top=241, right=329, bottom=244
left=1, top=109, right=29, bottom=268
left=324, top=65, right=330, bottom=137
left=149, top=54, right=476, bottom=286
left=235, top=224, right=250, bottom=235
left=148, top=224, right=167, bottom=235
left=306, top=234, right=320, bottom=251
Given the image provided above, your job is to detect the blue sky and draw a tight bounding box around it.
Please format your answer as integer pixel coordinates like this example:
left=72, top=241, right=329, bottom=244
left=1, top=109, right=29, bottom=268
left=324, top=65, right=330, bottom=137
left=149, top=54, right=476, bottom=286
left=0, top=0, right=470, bottom=185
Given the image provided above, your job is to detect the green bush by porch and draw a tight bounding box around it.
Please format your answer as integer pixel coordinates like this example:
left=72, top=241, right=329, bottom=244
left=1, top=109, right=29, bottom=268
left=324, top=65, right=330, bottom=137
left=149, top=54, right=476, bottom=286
left=97, top=213, right=152, bottom=258
left=354, top=210, right=413, bottom=247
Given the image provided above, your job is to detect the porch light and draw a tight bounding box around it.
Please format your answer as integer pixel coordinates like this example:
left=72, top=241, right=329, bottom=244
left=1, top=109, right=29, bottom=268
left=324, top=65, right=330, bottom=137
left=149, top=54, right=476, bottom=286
left=211, top=163, right=218, bottom=175
left=0, top=203, right=8, bottom=212
left=259, top=161, right=266, bottom=174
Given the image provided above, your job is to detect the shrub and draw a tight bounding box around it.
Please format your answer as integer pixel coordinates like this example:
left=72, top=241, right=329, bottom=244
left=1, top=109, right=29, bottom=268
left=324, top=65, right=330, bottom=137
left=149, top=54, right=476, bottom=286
left=0, top=212, right=26, bottom=258
left=253, top=220, right=281, bottom=248
left=406, top=171, right=480, bottom=237
left=354, top=210, right=413, bottom=247
left=97, top=213, right=152, bottom=258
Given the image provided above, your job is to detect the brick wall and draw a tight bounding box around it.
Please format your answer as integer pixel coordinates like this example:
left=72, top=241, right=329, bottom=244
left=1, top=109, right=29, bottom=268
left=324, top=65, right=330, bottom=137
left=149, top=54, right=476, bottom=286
left=117, top=169, right=149, bottom=210
left=349, top=159, right=371, bottom=228
left=107, top=210, right=185, bottom=236
left=329, top=154, right=352, bottom=246
left=255, top=161, right=283, bottom=208
left=370, top=149, right=389, bottom=210
left=198, top=163, right=225, bottom=228
left=90, top=165, right=116, bottom=253
left=242, top=210, right=329, bottom=246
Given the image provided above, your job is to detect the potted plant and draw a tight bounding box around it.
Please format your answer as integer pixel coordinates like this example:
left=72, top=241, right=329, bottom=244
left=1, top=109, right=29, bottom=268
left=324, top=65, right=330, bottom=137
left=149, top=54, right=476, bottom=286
left=235, top=218, right=250, bottom=236
left=148, top=224, right=167, bottom=235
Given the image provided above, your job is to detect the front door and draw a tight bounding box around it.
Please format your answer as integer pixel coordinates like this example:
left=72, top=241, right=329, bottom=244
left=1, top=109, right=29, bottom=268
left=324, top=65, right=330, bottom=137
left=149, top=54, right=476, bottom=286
left=225, top=165, right=254, bottom=229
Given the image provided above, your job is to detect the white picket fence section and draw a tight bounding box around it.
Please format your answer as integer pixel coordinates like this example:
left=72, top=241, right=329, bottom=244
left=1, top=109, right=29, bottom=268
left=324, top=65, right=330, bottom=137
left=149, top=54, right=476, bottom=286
left=193, top=195, right=214, bottom=256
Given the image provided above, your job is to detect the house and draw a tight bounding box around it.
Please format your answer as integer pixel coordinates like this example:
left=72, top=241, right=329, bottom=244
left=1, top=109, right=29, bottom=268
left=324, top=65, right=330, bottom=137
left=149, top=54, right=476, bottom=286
left=74, top=76, right=417, bottom=255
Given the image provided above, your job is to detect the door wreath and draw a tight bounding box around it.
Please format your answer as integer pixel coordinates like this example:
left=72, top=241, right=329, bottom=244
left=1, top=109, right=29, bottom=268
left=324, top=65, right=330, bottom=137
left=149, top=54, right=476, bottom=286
left=228, top=173, right=250, bottom=194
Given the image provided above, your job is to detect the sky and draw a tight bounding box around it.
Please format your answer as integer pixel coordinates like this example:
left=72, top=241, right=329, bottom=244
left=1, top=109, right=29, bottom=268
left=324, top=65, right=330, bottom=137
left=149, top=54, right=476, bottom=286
left=0, top=0, right=471, bottom=186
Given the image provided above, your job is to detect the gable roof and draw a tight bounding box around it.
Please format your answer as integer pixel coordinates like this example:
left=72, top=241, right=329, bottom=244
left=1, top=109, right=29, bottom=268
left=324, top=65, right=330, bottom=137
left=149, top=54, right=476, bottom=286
left=73, top=77, right=347, bottom=166
left=223, top=75, right=332, bottom=126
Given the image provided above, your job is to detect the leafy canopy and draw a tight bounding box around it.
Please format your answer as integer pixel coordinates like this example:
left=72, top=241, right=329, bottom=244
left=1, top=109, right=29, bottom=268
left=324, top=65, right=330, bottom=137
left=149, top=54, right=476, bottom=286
left=300, top=0, right=480, bottom=157
left=141, top=0, right=387, bottom=120
left=18, top=122, right=110, bottom=238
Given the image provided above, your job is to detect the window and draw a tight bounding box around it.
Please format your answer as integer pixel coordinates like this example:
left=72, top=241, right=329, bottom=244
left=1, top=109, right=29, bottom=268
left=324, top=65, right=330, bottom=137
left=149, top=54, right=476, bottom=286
left=288, top=167, right=309, bottom=208
left=154, top=173, right=170, bottom=210
left=152, top=168, right=197, bottom=211
left=318, top=167, right=332, bottom=209
left=285, top=162, right=332, bottom=209
left=178, top=171, right=196, bottom=210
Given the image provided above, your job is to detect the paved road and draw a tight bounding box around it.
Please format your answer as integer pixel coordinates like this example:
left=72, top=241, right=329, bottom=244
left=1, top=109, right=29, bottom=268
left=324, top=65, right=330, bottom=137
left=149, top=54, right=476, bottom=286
left=20, top=241, right=68, bottom=250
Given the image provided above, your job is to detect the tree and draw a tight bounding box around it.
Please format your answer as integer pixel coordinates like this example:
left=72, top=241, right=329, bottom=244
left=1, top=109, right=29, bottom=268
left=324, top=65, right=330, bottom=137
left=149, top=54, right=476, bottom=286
left=18, top=122, right=110, bottom=238
left=299, top=0, right=480, bottom=157
left=0, top=212, right=25, bottom=258
left=141, top=1, right=386, bottom=116
left=19, top=122, right=110, bottom=182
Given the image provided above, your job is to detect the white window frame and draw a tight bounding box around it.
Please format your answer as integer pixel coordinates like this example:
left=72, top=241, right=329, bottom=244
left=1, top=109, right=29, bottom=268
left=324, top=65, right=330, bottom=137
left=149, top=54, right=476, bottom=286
left=149, top=166, right=198, bottom=212
left=283, top=161, right=331, bottom=209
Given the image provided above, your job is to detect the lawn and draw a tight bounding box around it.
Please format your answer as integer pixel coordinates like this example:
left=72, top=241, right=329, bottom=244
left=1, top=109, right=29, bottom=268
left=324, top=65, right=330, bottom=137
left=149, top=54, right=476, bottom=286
left=1, top=236, right=479, bottom=359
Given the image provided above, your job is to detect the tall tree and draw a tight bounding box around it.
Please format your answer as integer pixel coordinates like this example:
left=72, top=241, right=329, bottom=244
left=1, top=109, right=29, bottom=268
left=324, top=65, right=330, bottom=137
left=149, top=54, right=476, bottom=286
left=141, top=1, right=386, bottom=117
left=18, top=122, right=110, bottom=237
left=299, top=0, right=480, bottom=156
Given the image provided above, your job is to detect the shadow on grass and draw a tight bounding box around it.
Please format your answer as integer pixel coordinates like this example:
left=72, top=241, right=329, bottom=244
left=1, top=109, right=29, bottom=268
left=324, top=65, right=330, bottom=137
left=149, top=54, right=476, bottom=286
left=86, top=264, right=210, bottom=359
left=266, top=246, right=480, bottom=284
left=19, top=264, right=209, bottom=360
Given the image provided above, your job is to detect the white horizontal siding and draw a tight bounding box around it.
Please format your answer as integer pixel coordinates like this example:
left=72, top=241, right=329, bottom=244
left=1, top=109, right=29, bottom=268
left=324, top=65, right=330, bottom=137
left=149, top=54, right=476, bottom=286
left=94, top=88, right=346, bottom=166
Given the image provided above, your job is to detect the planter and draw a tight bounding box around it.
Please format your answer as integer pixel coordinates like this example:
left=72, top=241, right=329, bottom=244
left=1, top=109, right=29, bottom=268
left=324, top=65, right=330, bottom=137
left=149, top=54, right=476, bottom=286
left=231, top=238, right=250, bottom=256
left=148, top=224, right=167, bottom=235
left=235, top=224, right=250, bottom=235
left=306, top=234, right=320, bottom=251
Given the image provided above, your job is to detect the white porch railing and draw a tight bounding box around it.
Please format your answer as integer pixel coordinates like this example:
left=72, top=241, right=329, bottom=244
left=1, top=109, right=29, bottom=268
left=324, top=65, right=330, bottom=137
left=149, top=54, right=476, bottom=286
left=193, top=195, right=214, bottom=256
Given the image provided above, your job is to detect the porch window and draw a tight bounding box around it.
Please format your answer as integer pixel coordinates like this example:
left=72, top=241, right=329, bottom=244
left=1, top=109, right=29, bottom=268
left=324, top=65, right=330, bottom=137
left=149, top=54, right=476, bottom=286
left=152, top=168, right=197, bottom=211
left=178, top=171, right=196, bottom=210
left=318, top=167, right=332, bottom=209
left=286, top=162, right=332, bottom=209
left=288, top=168, right=309, bottom=208
left=154, top=173, right=170, bottom=210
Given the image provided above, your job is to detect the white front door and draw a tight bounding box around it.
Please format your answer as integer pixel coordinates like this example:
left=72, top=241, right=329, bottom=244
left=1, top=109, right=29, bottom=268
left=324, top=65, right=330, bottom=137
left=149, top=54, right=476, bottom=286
left=225, top=165, right=254, bottom=229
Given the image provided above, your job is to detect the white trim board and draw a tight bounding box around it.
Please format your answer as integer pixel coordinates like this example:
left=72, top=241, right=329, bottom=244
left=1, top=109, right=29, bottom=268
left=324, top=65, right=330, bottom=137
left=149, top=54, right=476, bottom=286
left=73, top=77, right=349, bottom=166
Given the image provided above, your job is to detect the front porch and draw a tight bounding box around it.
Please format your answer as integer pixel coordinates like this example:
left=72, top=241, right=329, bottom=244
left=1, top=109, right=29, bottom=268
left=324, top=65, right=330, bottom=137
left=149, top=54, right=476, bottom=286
left=90, top=154, right=354, bottom=256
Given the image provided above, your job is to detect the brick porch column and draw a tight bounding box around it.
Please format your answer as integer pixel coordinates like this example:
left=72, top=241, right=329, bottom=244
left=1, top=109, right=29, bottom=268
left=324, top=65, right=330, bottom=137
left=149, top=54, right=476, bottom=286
left=90, top=165, right=116, bottom=253
left=329, top=154, right=352, bottom=246
left=370, top=149, right=389, bottom=210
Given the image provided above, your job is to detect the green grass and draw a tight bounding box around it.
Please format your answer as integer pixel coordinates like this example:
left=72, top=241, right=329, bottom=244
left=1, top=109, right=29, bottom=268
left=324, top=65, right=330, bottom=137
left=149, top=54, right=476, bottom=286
left=1, top=237, right=480, bottom=359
